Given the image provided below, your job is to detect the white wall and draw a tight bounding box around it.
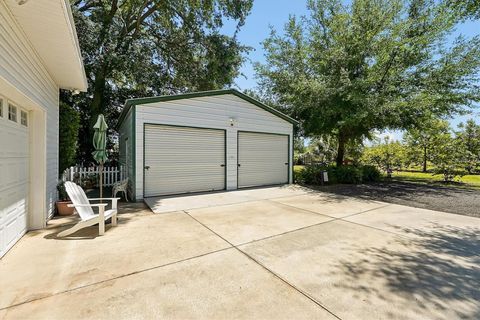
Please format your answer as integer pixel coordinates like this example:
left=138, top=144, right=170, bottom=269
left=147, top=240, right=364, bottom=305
left=133, top=94, right=293, bottom=199
left=0, top=3, right=60, bottom=227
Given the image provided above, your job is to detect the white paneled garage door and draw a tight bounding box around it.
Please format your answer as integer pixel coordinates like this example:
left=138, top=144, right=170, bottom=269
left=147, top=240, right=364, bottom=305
left=0, top=103, right=29, bottom=257
left=238, top=131, right=289, bottom=188
left=144, top=124, right=226, bottom=197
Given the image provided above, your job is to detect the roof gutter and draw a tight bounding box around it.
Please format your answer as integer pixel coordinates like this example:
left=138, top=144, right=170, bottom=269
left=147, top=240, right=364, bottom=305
left=60, top=0, right=88, bottom=92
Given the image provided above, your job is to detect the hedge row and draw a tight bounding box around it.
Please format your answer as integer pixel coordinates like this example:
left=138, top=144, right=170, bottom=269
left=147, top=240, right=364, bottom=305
left=295, top=165, right=381, bottom=185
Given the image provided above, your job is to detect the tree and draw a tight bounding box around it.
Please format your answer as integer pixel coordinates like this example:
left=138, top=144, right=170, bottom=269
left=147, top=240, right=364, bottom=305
left=403, top=119, right=450, bottom=172
left=58, top=102, right=80, bottom=174
left=65, top=0, right=253, bottom=162
left=456, top=119, right=480, bottom=173
left=446, top=0, right=480, bottom=20
left=361, top=138, right=407, bottom=172
left=430, top=132, right=464, bottom=182
left=255, top=0, right=480, bottom=166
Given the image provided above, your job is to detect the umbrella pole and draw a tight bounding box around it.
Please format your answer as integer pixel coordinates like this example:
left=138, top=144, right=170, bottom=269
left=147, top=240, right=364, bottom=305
left=99, top=163, right=103, bottom=201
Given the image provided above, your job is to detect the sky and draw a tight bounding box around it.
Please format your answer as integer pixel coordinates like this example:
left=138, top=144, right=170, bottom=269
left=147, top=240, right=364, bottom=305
left=222, top=0, right=480, bottom=141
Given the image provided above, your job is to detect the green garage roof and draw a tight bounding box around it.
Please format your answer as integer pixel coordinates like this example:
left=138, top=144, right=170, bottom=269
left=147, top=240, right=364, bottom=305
left=116, top=89, right=298, bottom=129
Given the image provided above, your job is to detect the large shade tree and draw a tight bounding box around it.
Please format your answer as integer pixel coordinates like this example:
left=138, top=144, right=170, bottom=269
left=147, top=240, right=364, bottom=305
left=255, top=0, right=480, bottom=166
left=63, top=0, right=253, bottom=162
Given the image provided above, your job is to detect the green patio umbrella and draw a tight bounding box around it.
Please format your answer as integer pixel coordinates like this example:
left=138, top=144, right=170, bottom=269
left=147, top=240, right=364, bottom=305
left=92, top=114, right=108, bottom=199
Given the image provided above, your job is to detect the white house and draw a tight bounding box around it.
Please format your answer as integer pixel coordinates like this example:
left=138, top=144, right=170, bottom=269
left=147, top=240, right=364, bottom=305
left=0, top=0, right=87, bottom=257
left=117, top=89, right=298, bottom=200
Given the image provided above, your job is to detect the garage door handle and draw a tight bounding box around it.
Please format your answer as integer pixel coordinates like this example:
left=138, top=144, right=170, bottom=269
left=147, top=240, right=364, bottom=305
left=220, top=164, right=225, bottom=167
left=237, top=164, right=241, bottom=167
left=145, top=166, right=150, bottom=170
left=284, top=163, right=288, bottom=165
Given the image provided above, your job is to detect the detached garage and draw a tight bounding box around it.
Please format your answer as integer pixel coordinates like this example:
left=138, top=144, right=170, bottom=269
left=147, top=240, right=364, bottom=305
left=117, top=89, right=297, bottom=200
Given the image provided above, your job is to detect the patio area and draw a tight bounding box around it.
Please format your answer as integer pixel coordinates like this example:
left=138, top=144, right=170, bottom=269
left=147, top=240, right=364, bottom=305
left=0, top=186, right=479, bottom=319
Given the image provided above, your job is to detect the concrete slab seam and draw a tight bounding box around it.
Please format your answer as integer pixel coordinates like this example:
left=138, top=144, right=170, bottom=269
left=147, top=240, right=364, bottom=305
left=0, top=246, right=234, bottom=312
left=145, top=191, right=312, bottom=214
left=182, top=210, right=343, bottom=320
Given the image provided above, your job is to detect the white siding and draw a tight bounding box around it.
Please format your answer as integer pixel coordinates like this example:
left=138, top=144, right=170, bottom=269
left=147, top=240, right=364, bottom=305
left=118, top=108, right=135, bottom=198
left=134, top=94, right=293, bottom=199
left=0, top=3, right=60, bottom=224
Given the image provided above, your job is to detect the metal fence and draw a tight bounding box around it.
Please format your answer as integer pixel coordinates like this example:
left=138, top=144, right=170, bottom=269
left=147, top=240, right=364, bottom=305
left=62, top=165, right=126, bottom=187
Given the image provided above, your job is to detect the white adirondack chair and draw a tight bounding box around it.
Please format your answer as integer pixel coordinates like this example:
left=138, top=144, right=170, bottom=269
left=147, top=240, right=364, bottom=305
left=58, top=181, right=119, bottom=237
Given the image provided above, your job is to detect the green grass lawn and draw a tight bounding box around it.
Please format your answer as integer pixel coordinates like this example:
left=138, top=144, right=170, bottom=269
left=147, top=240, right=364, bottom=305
left=392, top=171, right=480, bottom=188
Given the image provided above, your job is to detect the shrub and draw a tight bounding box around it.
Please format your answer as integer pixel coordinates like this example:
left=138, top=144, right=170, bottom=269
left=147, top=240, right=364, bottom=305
left=59, top=102, right=80, bottom=174
left=295, top=165, right=334, bottom=184
left=296, top=164, right=382, bottom=185
left=333, top=165, right=363, bottom=184
left=361, top=165, right=381, bottom=182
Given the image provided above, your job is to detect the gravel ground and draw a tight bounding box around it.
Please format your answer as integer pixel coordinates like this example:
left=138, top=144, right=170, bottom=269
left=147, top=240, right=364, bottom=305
left=308, top=181, right=480, bottom=218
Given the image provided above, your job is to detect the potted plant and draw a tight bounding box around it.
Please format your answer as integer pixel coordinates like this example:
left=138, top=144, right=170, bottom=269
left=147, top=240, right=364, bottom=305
left=56, top=181, right=75, bottom=216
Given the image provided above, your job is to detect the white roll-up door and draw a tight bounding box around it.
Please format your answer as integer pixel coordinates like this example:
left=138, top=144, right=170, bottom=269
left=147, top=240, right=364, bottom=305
left=238, top=131, right=289, bottom=188
left=144, top=124, right=225, bottom=197
left=0, top=105, right=29, bottom=258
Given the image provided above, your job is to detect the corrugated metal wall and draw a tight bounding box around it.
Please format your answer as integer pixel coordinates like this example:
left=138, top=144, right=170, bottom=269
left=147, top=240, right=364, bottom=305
left=144, top=125, right=225, bottom=196
left=238, top=132, right=289, bottom=188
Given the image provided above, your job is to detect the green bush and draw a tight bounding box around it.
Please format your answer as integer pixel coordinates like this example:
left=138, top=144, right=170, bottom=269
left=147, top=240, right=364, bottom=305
left=333, top=165, right=363, bottom=184
left=295, top=165, right=336, bottom=184
left=296, top=164, right=382, bottom=185
left=296, top=165, right=323, bottom=184
left=59, top=102, right=80, bottom=174
left=361, top=165, right=381, bottom=182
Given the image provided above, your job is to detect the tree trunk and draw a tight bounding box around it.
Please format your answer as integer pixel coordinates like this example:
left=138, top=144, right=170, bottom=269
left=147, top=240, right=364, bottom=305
left=422, top=145, right=427, bottom=172
left=336, top=132, right=346, bottom=167
left=86, top=65, right=108, bottom=160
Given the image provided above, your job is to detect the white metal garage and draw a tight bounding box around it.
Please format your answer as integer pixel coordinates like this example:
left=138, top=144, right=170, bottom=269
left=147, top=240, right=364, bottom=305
left=117, top=89, right=297, bottom=200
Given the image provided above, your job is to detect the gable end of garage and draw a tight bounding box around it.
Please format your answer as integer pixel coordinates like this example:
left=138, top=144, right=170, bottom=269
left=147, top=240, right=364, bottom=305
left=117, top=89, right=298, bottom=129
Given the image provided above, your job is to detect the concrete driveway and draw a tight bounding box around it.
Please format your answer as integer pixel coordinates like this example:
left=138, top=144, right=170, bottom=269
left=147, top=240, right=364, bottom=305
left=1, top=185, right=479, bottom=319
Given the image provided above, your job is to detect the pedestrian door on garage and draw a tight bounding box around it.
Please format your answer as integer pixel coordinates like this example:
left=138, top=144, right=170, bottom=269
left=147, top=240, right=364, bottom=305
left=0, top=103, right=29, bottom=257
left=237, top=131, right=289, bottom=188
left=144, top=124, right=226, bottom=197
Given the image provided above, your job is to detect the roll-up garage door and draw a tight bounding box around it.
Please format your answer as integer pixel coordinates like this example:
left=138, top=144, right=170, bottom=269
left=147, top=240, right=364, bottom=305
left=0, top=106, right=29, bottom=257
left=238, top=131, right=289, bottom=188
left=144, top=124, right=225, bottom=197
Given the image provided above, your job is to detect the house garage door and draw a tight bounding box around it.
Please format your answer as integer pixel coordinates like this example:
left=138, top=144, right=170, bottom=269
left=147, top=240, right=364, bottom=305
left=144, top=124, right=225, bottom=197
left=238, top=131, right=289, bottom=188
left=0, top=104, right=29, bottom=257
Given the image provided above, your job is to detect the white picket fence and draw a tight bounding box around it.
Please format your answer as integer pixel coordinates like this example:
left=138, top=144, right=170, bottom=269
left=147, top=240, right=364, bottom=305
left=62, top=165, right=126, bottom=187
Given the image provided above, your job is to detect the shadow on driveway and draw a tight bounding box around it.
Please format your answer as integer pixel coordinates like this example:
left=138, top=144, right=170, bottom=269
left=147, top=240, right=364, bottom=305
left=335, top=223, right=480, bottom=319
left=306, top=181, right=480, bottom=217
